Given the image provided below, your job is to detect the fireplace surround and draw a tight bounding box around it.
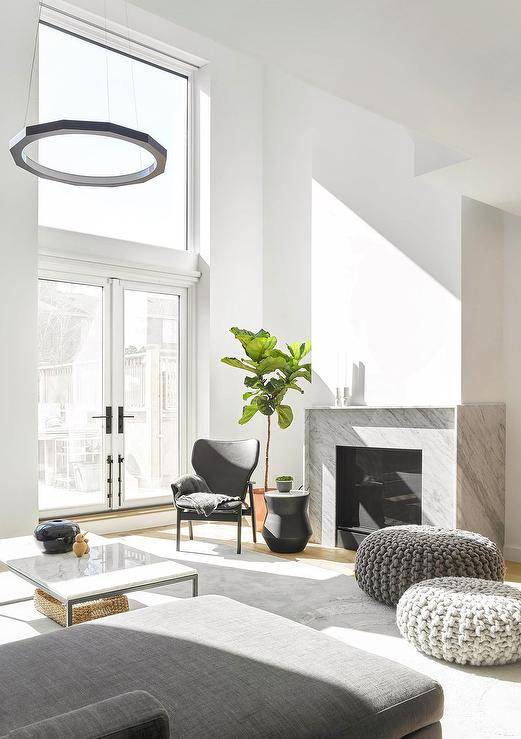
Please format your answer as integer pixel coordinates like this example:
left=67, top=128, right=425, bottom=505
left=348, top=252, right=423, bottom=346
left=305, top=405, right=505, bottom=549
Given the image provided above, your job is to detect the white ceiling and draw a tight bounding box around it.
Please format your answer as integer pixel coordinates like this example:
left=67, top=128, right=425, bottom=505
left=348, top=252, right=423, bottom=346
left=132, top=0, right=521, bottom=215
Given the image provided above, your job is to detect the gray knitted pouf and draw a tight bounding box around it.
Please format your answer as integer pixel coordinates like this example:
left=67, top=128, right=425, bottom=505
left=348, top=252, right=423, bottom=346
left=397, top=577, right=521, bottom=666
left=354, top=525, right=504, bottom=606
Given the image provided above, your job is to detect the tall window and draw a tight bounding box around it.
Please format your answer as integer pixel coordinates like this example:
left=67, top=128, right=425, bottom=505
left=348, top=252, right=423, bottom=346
left=38, top=22, right=190, bottom=250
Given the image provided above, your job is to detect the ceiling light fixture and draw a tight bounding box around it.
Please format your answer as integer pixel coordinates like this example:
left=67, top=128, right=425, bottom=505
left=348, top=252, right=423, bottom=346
left=9, top=1, right=167, bottom=187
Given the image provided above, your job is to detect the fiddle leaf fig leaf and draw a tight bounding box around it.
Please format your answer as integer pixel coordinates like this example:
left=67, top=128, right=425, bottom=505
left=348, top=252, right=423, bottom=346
left=257, top=356, right=286, bottom=376
left=221, top=357, right=256, bottom=372
left=276, top=404, right=293, bottom=429
left=239, top=403, right=259, bottom=425
left=245, top=335, right=277, bottom=361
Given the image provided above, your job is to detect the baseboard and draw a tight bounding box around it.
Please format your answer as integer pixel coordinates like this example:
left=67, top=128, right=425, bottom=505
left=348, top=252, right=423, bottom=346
left=85, top=508, right=176, bottom=535
left=504, top=545, right=521, bottom=563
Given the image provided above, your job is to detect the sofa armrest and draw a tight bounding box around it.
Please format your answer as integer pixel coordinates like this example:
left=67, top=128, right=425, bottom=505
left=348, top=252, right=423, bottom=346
left=4, top=690, right=169, bottom=739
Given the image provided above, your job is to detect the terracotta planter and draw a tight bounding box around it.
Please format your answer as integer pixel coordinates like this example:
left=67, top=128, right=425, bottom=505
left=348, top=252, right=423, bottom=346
left=252, top=488, right=275, bottom=532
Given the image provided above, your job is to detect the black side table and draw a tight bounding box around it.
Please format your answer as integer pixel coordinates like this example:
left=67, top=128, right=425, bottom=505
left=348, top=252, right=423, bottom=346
left=263, top=491, right=312, bottom=553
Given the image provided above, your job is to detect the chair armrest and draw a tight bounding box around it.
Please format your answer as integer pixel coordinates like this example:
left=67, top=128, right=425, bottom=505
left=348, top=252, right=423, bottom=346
left=3, top=690, right=169, bottom=739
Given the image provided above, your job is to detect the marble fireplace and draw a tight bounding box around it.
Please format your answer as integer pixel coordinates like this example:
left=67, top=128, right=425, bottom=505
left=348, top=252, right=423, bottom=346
left=304, top=405, right=505, bottom=549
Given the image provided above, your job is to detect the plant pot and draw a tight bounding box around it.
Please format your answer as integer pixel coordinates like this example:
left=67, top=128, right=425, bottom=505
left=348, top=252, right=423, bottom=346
left=276, top=481, right=293, bottom=493
left=252, top=488, right=275, bottom=532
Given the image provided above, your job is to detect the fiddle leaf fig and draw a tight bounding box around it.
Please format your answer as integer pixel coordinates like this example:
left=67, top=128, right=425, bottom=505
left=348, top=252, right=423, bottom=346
left=221, top=327, right=311, bottom=490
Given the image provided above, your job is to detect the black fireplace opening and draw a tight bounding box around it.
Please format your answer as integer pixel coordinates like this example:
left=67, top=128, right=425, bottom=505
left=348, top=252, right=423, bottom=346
left=336, top=445, right=422, bottom=549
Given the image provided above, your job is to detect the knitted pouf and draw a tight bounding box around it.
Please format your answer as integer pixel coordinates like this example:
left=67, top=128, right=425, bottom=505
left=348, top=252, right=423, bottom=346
left=397, top=577, right=521, bottom=666
left=354, top=525, right=504, bottom=606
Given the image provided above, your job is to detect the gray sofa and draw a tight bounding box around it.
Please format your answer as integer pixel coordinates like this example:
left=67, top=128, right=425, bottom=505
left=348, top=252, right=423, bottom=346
left=0, top=595, right=443, bottom=738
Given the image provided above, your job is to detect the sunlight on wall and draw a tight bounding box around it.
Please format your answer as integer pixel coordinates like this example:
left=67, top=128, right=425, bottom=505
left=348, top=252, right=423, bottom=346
left=312, top=180, right=460, bottom=406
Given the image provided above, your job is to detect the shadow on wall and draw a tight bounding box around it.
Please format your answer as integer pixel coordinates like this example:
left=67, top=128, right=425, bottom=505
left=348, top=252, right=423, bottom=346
left=311, top=179, right=460, bottom=408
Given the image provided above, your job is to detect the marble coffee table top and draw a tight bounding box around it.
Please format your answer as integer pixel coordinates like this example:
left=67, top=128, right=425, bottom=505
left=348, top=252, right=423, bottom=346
left=0, top=534, right=196, bottom=602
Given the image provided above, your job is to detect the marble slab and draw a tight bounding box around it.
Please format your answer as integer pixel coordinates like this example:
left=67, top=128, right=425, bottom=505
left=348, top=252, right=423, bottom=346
left=456, top=404, right=505, bottom=548
left=305, top=405, right=505, bottom=549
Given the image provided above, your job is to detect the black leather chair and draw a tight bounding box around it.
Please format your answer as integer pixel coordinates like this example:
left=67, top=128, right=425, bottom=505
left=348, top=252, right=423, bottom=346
left=173, top=439, right=260, bottom=554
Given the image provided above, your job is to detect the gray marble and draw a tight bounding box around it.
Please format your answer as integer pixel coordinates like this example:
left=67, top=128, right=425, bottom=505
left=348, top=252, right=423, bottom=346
left=305, top=405, right=505, bottom=549
left=456, top=404, right=505, bottom=548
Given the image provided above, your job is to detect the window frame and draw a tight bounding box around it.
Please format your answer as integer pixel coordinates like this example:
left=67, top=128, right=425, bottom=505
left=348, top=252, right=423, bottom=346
left=38, top=2, right=198, bottom=253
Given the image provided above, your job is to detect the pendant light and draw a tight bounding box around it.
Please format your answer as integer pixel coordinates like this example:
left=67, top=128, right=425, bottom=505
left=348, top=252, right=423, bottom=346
left=9, top=0, right=167, bottom=187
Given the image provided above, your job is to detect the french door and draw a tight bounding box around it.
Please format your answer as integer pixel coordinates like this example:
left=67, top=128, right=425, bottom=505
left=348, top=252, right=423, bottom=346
left=37, top=275, right=188, bottom=516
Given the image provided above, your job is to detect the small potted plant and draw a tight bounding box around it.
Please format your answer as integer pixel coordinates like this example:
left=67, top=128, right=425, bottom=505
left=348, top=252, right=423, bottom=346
left=276, top=475, right=293, bottom=493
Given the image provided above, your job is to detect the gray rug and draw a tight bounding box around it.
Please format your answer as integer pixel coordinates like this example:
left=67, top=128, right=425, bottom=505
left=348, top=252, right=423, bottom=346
left=0, top=534, right=520, bottom=738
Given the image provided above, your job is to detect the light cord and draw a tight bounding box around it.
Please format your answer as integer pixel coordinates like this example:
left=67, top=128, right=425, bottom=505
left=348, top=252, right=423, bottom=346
left=24, top=0, right=44, bottom=125
left=124, top=0, right=142, bottom=169
left=104, top=0, right=111, bottom=122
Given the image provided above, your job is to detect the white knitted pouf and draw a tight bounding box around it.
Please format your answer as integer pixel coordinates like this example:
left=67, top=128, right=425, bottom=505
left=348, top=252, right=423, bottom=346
left=397, top=577, right=521, bottom=666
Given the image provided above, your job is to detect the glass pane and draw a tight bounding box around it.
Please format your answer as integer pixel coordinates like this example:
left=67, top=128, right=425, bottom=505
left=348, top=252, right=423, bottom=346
left=38, top=24, right=188, bottom=250
left=38, top=280, right=105, bottom=511
left=124, top=290, right=179, bottom=501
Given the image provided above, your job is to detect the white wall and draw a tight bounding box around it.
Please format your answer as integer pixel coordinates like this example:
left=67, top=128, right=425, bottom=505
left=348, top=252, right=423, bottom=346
left=311, top=87, right=462, bottom=407
left=461, top=197, right=504, bottom=403
left=262, top=67, right=312, bottom=487
left=503, top=212, right=521, bottom=561
left=0, top=3, right=39, bottom=536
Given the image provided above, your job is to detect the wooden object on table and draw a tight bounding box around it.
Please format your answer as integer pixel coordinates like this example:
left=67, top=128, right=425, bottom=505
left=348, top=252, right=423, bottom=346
left=34, top=589, right=129, bottom=627
left=73, top=533, right=90, bottom=558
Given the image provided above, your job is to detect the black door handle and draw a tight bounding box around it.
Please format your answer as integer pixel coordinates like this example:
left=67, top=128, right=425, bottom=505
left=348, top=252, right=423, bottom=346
left=118, top=406, right=135, bottom=433
left=92, top=406, right=112, bottom=434
left=118, top=454, right=124, bottom=505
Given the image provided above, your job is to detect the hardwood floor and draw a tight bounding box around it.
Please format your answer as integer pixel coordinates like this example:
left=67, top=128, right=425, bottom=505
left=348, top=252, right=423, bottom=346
left=112, top=521, right=521, bottom=583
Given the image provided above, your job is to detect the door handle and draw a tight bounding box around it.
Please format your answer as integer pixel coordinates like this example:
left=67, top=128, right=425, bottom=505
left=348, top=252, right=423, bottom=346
left=117, top=454, right=124, bottom=506
left=92, top=406, right=112, bottom=434
left=118, top=406, right=135, bottom=434
left=107, top=455, right=113, bottom=505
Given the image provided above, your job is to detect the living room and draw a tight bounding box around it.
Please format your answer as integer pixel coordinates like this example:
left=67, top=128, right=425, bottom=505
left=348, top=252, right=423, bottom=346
left=0, top=1, right=520, bottom=737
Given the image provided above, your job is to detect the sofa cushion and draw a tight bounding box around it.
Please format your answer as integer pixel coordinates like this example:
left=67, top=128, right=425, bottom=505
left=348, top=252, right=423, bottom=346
left=0, top=595, right=443, bottom=738
left=2, top=691, right=169, bottom=739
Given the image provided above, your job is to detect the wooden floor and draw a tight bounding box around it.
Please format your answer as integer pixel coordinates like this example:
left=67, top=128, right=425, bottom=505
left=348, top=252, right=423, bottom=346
left=112, top=520, right=521, bottom=583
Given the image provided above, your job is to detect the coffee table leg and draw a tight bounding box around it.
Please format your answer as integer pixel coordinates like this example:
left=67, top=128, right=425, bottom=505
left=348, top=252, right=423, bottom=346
left=192, top=574, right=198, bottom=597
left=65, top=601, right=73, bottom=628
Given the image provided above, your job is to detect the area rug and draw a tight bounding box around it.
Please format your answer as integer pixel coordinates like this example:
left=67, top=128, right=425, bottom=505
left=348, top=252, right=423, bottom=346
left=0, top=534, right=519, bottom=738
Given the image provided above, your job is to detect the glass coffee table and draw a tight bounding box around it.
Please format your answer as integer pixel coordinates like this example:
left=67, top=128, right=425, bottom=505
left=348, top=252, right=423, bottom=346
left=0, top=534, right=198, bottom=627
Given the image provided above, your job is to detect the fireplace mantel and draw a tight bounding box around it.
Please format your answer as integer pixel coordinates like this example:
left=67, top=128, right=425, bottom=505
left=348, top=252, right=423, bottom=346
left=304, top=404, right=505, bottom=549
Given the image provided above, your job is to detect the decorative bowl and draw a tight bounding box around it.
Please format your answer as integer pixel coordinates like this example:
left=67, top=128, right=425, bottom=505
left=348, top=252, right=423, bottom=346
left=34, top=519, right=80, bottom=554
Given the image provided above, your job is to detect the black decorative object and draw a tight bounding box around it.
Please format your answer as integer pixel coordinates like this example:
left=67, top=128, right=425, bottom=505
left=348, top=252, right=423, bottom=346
left=9, top=120, right=167, bottom=187
left=34, top=519, right=80, bottom=554
left=263, top=491, right=312, bottom=553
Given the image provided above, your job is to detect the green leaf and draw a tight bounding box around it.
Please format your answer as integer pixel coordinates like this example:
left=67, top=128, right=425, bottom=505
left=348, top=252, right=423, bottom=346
left=242, top=391, right=254, bottom=400
left=286, top=382, right=305, bottom=393
left=239, top=404, right=259, bottom=425
left=287, top=340, right=312, bottom=361
left=230, top=327, right=256, bottom=350
left=245, top=335, right=277, bottom=361
left=221, top=357, right=256, bottom=372
left=257, top=356, right=286, bottom=376
left=276, top=404, right=293, bottom=429
left=244, top=375, right=260, bottom=388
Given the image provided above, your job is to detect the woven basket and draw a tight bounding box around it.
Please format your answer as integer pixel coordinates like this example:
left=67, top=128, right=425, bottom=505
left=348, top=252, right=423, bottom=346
left=34, top=588, right=129, bottom=627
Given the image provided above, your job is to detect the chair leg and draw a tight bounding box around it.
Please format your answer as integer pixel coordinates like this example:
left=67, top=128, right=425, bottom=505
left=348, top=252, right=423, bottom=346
left=249, top=487, right=257, bottom=543
left=188, top=520, right=194, bottom=540
left=176, top=507, right=181, bottom=552
left=237, top=510, right=242, bottom=554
